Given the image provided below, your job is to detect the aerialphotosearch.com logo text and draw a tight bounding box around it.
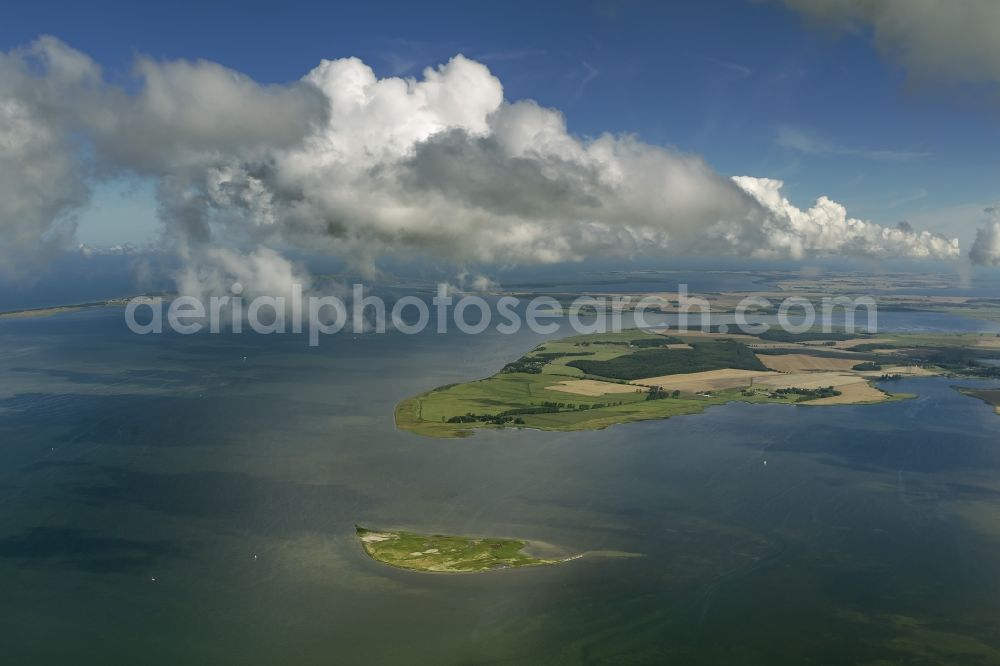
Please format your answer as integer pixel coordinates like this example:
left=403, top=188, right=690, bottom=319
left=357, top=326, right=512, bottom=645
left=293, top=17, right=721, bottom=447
left=124, top=283, right=877, bottom=346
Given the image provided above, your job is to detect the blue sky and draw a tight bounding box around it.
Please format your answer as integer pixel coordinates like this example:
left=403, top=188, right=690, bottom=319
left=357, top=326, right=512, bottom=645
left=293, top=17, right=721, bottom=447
left=2, top=0, right=997, bottom=251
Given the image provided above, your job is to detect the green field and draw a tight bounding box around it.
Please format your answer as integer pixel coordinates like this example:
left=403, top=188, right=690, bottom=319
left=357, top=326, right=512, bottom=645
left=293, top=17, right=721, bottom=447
left=566, top=339, right=765, bottom=379
left=861, top=332, right=1000, bottom=349
left=356, top=526, right=561, bottom=572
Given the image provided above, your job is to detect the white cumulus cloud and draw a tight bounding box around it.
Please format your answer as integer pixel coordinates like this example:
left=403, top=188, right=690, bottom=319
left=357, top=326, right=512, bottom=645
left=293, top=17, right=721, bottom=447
left=734, top=177, right=960, bottom=260
left=0, top=36, right=967, bottom=293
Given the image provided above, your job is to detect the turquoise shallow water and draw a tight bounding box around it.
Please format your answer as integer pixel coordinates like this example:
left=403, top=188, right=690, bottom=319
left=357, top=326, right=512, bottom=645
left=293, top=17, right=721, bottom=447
left=1, top=308, right=999, bottom=664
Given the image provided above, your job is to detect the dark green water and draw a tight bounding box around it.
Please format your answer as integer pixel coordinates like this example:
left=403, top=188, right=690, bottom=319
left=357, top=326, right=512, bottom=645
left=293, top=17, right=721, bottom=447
left=1, top=309, right=999, bottom=664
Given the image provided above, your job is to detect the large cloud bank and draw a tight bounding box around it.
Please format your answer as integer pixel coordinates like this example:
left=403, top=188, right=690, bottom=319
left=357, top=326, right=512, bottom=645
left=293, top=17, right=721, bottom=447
left=0, top=37, right=962, bottom=289
left=780, top=0, right=1000, bottom=265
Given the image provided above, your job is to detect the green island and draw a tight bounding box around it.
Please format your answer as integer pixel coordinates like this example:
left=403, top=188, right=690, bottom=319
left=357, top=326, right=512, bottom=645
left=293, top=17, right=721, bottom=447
left=355, top=526, right=574, bottom=572
left=396, top=327, right=1000, bottom=438
left=0, top=295, right=165, bottom=320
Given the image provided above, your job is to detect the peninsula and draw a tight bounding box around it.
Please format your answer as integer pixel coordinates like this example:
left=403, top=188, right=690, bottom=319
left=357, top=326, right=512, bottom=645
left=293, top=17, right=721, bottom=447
left=396, top=328, right=1000, bottom=438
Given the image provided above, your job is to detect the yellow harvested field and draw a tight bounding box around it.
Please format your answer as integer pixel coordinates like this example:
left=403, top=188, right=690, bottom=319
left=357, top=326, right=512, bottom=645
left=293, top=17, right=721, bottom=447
left=757, top=354, right=862, bottom=373
left=974, top=337, right=1000, bottom=349
left=806, top=382, right=888, bottom=405
left=756, top=372, right=865, bottom=390
left=547, top=379, right=647, bottom=397
left=629, top=369, right=776, bottom=393
left=664, top=343, right=693, bottom=350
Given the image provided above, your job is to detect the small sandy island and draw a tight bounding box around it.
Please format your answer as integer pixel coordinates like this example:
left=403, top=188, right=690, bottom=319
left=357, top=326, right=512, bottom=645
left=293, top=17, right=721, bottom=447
left=954, top=387, right=1000, bottom=415
left=0, top=305, right=87, bottom=319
